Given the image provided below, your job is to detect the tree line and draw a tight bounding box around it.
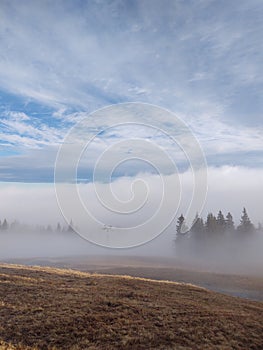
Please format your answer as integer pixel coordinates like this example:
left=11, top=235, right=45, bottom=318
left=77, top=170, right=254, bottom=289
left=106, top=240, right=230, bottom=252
left=0, top=219, right=76, bottom=234
left=176, top=207, right=261, bottom=236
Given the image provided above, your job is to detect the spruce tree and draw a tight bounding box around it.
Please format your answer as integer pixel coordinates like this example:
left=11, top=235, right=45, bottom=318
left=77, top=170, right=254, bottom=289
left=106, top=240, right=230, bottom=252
left=46, top=225, right=53, bottom=232
left=2, top=219, right=8, bottom=231
left=191, top=213, right=205, bottom=234
left=205, top=213, right=217, bottom=234
left=226, top=212, right=235, bottom=232
left=176, top=214, right=185, bottom=235
left=216, top=210, right=226, bottom=233
left=237, top=208, right=254, bottom=233
left=67, top=219, right=75, bottom=233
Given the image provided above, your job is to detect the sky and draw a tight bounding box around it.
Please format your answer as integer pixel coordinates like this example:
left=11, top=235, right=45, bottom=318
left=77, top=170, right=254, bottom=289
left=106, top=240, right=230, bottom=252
left=0, top=0, right=263, bottom=230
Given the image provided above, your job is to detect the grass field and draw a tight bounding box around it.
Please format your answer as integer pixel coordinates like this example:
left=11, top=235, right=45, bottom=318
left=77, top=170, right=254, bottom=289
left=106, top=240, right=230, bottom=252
left=9, top=255, right=263, bottom=301
left=0, top=264, right=263, bottom=349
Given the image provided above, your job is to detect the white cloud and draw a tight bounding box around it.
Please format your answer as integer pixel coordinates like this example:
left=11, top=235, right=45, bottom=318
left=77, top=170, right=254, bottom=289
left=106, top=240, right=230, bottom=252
left=0, top=111, right=65, bottom=149
left=57, top=107, right=263, bottom=163
left=5, top=111, right=30, bottom=121
left=1, top=103, right=262, bottom=184
left=188, top=115, right=263, bottom=155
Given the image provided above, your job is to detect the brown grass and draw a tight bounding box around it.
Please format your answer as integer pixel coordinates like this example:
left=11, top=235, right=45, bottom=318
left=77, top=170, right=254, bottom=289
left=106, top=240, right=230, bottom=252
left=0, top=264, right=262, bottom=350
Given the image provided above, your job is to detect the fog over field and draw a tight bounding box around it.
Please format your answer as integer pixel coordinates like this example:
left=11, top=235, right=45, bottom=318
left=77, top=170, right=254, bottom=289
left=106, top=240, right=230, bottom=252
left=0, top=167, right=262, bottom=276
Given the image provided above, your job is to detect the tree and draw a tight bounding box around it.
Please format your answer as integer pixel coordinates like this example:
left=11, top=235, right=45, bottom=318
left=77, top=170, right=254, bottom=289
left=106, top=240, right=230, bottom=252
left=176, top=214, right=188, bottom=235
left=1, top=219, right=8, bottom=231
left=46, top=225, right=53, bottom=232
left=10, top=220, right=19, bottom=231
left=216, top=210, right=226, bottom=233
left=237, top=208, right=254, bottom=233
left=191, top=213, right=205, bottom=234
left=205, top=213, right=217, bottom=234
left=226, top=212, right=235, bottom=232
left=67, top=219, right=76, bottom=233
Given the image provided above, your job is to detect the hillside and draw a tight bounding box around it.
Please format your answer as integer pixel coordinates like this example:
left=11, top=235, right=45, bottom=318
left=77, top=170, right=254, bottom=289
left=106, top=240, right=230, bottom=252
left=0, top=264, right=263, bottom=350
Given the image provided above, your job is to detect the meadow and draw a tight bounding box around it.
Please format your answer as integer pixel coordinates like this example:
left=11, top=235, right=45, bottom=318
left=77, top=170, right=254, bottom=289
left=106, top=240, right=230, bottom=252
left=0, top=263, right=263, bottom=349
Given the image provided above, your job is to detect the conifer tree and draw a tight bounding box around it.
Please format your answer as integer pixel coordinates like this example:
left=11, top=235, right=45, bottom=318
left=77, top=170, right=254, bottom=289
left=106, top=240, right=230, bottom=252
left=226, top=212, right=235, bottom=232
left=237, top=208, right=254, bottom=233
left=191, top=213, right=205, bottom=234
left=176, top=214, right=185, bottom=235
left=216, top=210, right=226, bottom=233
left=67, top=219, right=75, bottom=233
left=205, top=213, right=217, bottom=234
left=2, top=219, right=8, bottom=231
left=46, top=225, right=53, bottom=232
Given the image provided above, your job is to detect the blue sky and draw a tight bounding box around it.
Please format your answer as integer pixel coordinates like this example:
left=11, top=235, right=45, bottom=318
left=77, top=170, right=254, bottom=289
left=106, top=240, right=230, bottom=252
left=0, top=0, right=263, bottom=182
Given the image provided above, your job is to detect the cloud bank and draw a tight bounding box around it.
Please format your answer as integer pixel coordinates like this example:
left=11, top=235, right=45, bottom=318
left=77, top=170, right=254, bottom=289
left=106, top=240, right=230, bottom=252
left=0, top=166, right=262, bottom=229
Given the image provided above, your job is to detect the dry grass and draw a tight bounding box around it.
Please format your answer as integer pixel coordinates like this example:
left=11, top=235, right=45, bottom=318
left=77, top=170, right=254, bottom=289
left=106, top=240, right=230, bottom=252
left=0, top=264, right=262, bottom=350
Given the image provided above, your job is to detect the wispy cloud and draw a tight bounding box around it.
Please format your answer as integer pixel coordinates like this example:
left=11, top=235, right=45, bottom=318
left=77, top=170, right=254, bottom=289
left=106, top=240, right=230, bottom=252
left=0, top=0, right=263, bottom=181
left=0, top=105, right=262, bottom=183
left=0, top=111, right=65, bottom=149
left=0, top=0, right=262, bottom=121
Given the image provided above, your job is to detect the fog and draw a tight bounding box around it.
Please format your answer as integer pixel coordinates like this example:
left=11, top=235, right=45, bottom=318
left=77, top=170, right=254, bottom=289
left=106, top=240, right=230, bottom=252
left=1, top=226, right=263, bottom=276
left=0, top=166, right=263, bottom=276
left=174, top=230, right=263, bottom=276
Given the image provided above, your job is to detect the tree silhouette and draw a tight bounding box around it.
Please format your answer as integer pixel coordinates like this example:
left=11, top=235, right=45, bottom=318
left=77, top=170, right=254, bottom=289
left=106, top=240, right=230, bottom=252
left=67, top=219, right=76, bottom=233
left=191, top=213, right=205, bottom=234
left=1, top=219, right=8, bottom=231
left=46, top=225, right=53, bottom=232
left=205, top=213, right=217, bottom=234
left=226, top=212, right=235, bottom=232
left=176, top=214, right=188, bottom=235
left=216, top=210, right=226, bottom=233
left=237, top=208, right=254, bottom=233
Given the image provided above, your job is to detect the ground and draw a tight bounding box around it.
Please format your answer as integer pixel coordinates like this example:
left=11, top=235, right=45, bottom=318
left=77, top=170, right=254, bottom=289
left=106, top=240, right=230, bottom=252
left=0, top=263, right=263, bottom=349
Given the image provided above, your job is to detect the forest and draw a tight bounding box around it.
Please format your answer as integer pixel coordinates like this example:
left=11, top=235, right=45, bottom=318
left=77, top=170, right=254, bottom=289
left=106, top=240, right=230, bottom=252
left=0, top=218, right=76, bottom=234
left=176, top=207, right=261, bottom=237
